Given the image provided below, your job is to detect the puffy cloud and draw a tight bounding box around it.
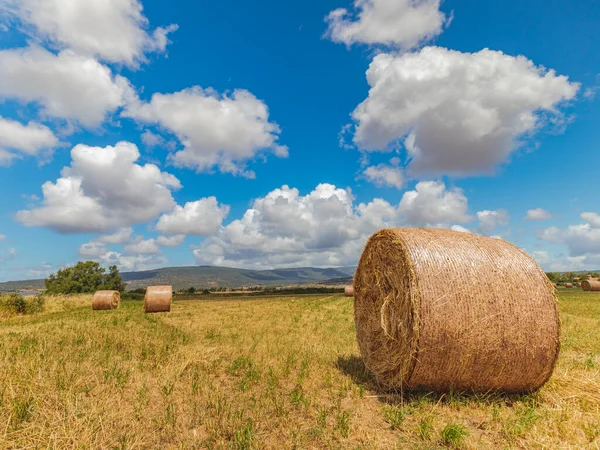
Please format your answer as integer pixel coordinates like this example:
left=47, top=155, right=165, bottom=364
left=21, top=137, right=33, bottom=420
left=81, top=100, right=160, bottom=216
left=0, top=234, right=5, bottom=240
left=476, top=209, right=510, bottom=236
left=156, top=197, right=230, bottom=236
left=192, top=181, right=471, bottom=268
left=156, top=235, right=185, bottom=247
left=0, top=116, right=59, bottom=165
left=537, top=213, right=600, bottom=257
left=78, top=241, right=108, bottom=258
left=580, top=212, right=600, bottom=228
left=362, top=158, right=404, bottom=189
left=93, top=250, right=167, bottom=272
left=1, top=0, right=177, bottom=66
left=398, top=181, right=471, bottom=228
left=17, top=141, right=181, bottom=233
left=325, top=0, right=446, bottom=49
left=351, top=47, right=579, bottom=176
left=525, top=208, right=552, bottom=221
left=0, top=247, right=17, bottom=264
left=124, top=87, right=287, bottom=176
left=124, top=238, right=161, bottom=255
left=0, top=46, right=132, bottom=127
left=96, top=227, right=134, bottom=244
left=451, top=225, right=471, bottom=233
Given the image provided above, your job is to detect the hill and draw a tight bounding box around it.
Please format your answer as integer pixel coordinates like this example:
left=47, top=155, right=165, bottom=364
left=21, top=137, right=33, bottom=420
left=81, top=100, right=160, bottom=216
left=0, top=265, right=356, bottom=292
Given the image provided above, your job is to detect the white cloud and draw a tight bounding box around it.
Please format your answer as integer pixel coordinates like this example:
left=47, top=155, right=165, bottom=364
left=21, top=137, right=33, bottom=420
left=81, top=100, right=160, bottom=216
left=124, top=87, right=287, bottom=176
left=0, top=46, right=132, bottom=127
left=156, top=197, right=229, bottom=236
left=530, top=250, right=550, bottom=265
left=538, top=213, right=600, bottom=257
left=362, top=158, right=404, bottom=189
left=192, top=181, right=471, bottom=269
left=0, top=234, right=5, bottom=240
left=79, top=241, right=108, bottom=259
left=2, top=0, right=177, bottom=66
left=96, top=227, right=134, bottom=244
left=141, top=130, right=163, bottom=147
left=325, top=0, right=446, bottom=49
left=156, top=235, right=185, bottom=247
left=17, top=141, right=181, bottom=233
left=124, top=238, right=161, bottom=255
left=398, top=181, right=471, bottom=228
left=525, top=208, right=552, bottom=221
left=94, top=251, right=167, bottom=272
left=451, top=225, right=471, bottom=233
left=476, top=209, right=510, bottom=236
left=351, top=47, right=579, bottom=176
left=580, top=212, right=600, bottom=228
left=0, top=116, right=59, bottom=165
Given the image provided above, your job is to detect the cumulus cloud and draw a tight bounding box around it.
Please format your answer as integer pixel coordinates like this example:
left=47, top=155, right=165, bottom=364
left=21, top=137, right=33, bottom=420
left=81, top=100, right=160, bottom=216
left=525, top=208, right=552, bottom=221
left=325, top=0, right=447, bottom=49
left=0, top=116, right=59, bottom=165
left=537, top=212, right=600, bottom=257
left=0, top=234, right=5, bottom=240
left=96, top=227, right=134, bottom=244
left=398, top=181, right=471, bottom=228
left=192, top=181, right=471, bottom=268
left=156, top=197, right=230, bottom=236
left=90, top=250, right=167, bottom=272
left=476, top=209, right=510, bottom=236
left=0, top=46, right=132, bottom=127
left=156, top=235, right=185, bottom=247
left=1, top=0, right=177, bottom=66
left=362, top=158, right=404, bottom=189
left=351, top=47, right=579, bottom=176
left=124, top=238, right=161, bottom=255
left=124, top=87, right=287, bottom=176
left=17, top=141, right=181, bottom=233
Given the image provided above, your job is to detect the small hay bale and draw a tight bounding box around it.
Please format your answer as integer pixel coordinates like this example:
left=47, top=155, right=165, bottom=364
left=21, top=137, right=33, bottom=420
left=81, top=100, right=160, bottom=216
left=564, top=283, right=573, bottom=288
left=354, top=228, right=560, bottom=393
left=344, top=286, right=354, bottom=297
left=582, top=280, right=600, bottom=291
left=144, top=286, right=172, bottom=313
left=92, top=290, right=120, bottom=310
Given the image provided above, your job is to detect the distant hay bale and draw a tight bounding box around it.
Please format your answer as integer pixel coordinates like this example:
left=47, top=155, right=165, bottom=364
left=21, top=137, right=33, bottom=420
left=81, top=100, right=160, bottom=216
left=144, top=286, right=172, bottom=313
left=354, top=228, right=560, bottom=393
left=92, top=290, right=120, bottom=310
left=582, top=280, right=600, bottom=291
left=564, top=283, right=573, bottom=288
left=344, top=286, right=354, bottom=297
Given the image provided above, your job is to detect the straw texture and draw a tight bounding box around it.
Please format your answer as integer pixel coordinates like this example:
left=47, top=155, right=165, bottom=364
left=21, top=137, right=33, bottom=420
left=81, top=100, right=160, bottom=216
left=564, top=283, right=573, bottom=288
left=354, top=228, right=560, bottom=393
left=144, top=286, right=172, bottom=313
left=345, top=286, right=355, bottom=297
left=92, top=290, right=120, bottom=310
left=582, top=280, right=600, bottom=291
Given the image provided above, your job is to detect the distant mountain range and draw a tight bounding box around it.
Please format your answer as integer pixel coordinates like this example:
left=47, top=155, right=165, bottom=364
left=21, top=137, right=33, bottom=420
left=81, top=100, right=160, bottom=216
left=0, top=265, right=356, bottom=292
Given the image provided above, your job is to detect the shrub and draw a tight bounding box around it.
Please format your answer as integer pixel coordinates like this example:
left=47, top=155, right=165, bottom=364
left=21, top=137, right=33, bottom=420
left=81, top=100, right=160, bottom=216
left=0, top=294, right=45, bottom=316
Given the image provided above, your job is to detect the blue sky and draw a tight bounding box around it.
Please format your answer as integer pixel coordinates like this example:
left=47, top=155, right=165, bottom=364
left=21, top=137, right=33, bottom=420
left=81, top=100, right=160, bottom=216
left=0, top=0, right=599, bottom=281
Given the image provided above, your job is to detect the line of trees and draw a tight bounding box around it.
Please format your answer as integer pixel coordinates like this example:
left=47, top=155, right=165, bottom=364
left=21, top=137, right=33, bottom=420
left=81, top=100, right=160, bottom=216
left=545, top=272, right=600, bottom=284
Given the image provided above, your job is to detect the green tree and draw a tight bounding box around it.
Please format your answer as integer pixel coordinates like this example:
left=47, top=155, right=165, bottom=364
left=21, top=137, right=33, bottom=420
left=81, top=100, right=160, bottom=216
left=45, top=261, right=126, bottom=294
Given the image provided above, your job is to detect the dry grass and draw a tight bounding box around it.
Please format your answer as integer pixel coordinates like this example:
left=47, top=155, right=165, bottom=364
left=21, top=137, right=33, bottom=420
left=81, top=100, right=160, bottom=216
left=0, top=291, right=598, bottom=449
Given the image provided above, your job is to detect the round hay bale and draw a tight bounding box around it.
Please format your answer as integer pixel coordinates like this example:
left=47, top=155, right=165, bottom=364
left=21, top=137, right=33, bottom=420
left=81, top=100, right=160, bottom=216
left=354, top=228, right=560, bottom=393
left=92, top=290, right=120, bottom=310
left=144, top=286, right=172, bottom=313
left=564, top=283, right=573, bottom=288
left=581, top=280, right=600, bottom=291
left=344, top=286, right=355, bottom=297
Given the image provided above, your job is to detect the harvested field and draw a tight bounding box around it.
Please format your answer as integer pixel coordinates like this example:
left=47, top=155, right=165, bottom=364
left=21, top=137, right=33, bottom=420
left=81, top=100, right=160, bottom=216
left=0, top=291, right=598, bottom=449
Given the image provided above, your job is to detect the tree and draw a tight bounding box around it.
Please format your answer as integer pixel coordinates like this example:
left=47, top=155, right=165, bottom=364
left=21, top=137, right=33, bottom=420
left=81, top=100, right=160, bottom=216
left=45, top=261, right=126, bottom=294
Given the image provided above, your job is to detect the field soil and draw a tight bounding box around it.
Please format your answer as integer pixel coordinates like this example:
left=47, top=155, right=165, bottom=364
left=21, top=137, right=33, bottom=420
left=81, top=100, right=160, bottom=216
left=0, top=290, right=598, bottom=449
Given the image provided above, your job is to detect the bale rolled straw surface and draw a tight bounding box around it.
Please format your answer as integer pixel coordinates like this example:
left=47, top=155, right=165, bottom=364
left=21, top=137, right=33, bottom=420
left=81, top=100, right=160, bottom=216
left=564, top=283, right=573, bottom=288
left=144, top=286, right=172, bottom=313
left=582, top=280, right=600, bottom=291
left=92, top=290, right=120, bottom=310
left=354, top=228, right=560, bottom=393
left=345, top=286, right=355, bottom=297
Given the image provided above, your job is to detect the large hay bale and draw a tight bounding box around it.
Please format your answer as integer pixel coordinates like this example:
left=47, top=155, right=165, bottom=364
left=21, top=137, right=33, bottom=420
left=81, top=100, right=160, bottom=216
left=92, top=290, right=120, bottom=310
left=582, top=280, right=600, bottom=291
left=144, top=286, right=172, bottom=313
left=345, top=286, right=355, bottom=297
left=564, top=283, right=573, bottom=288
left=354, top=228, right=560, bottom=393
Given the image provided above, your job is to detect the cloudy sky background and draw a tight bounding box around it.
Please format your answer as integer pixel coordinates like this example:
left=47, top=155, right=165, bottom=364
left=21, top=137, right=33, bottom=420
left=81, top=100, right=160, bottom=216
left=0, top=0, right=599, bottom=281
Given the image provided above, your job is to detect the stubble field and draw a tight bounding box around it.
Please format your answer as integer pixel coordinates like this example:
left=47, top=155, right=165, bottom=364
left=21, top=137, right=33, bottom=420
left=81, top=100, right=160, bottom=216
left=0, top=290, right=598, bottom=449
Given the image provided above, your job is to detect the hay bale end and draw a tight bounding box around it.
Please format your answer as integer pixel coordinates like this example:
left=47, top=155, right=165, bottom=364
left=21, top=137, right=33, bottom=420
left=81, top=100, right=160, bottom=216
left=582, top=280, right=600, bottom=291
left=92, top=290, right=120, bottom=310
left=144, top=286, right=172, bottom=313
left=353, top=228, right=560, bottom=393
